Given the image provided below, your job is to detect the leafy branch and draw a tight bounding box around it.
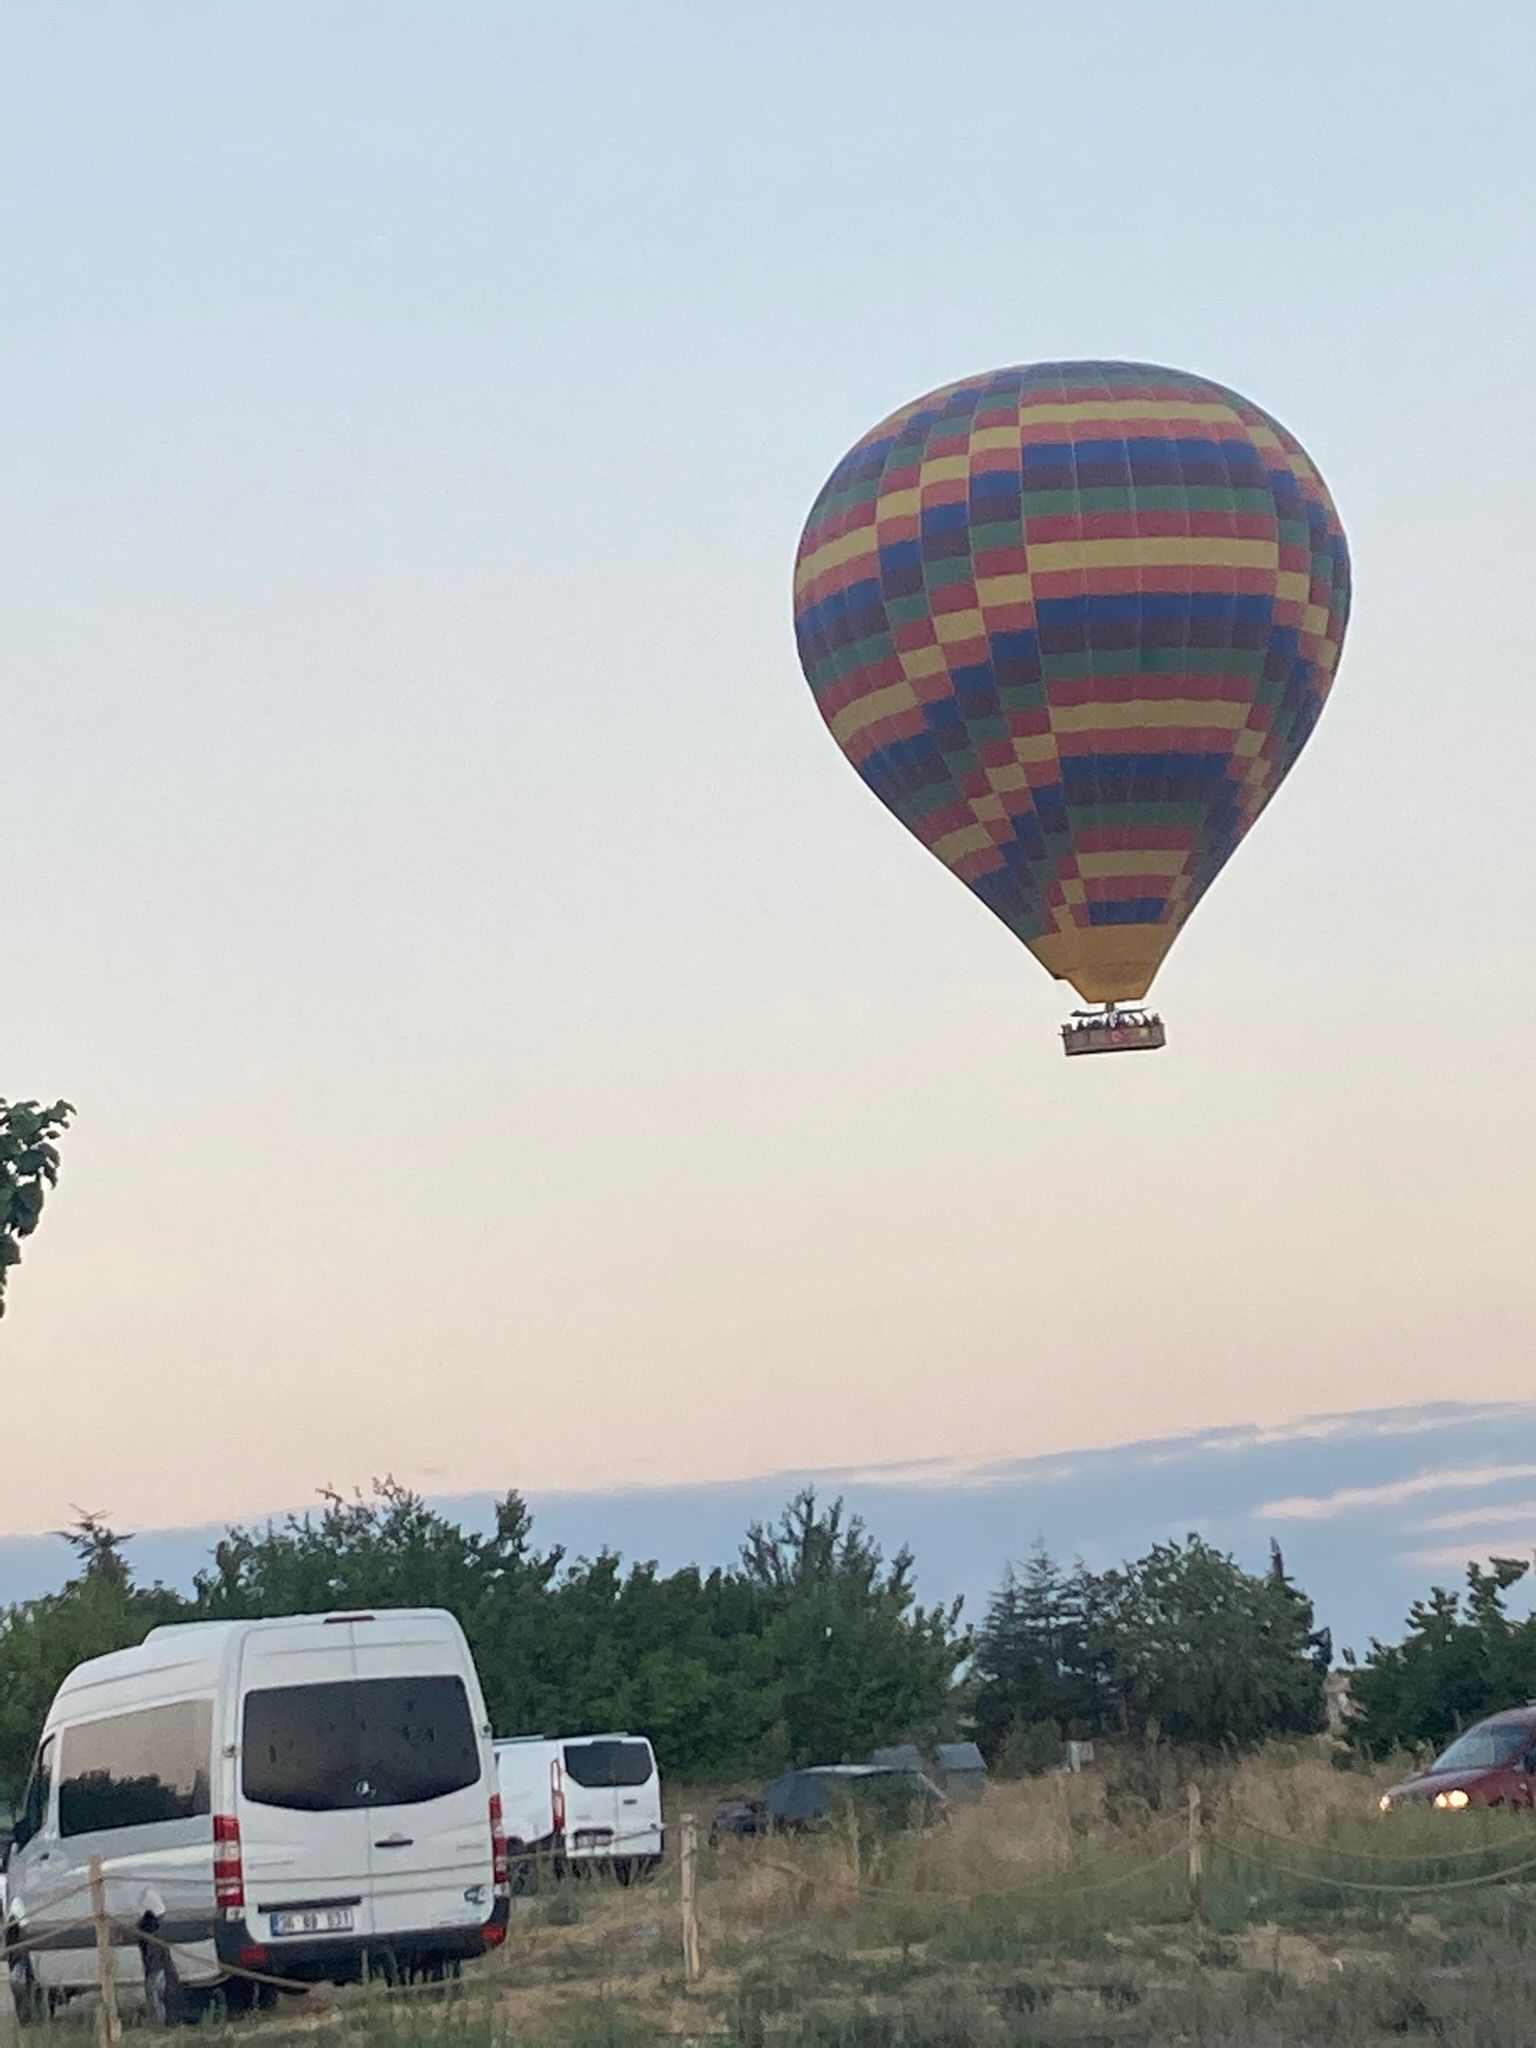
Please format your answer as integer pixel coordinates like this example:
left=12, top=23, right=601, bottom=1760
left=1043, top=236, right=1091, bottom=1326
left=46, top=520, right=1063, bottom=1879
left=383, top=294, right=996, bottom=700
left=0, top=1097, right=74, bottom=1316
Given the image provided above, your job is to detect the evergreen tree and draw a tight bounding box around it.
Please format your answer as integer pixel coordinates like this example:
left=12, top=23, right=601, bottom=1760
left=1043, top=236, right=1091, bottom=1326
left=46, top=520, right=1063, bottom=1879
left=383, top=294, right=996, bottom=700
left=971, top=1542, right=1099, bottom=1761
left=1349, top=1557, right=1536, bottom=1755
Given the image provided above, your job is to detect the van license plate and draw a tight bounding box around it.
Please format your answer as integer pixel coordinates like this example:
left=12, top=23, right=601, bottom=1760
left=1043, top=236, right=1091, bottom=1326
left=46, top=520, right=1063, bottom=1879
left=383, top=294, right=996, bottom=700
left=270, top=1908, right=354, bottom=1937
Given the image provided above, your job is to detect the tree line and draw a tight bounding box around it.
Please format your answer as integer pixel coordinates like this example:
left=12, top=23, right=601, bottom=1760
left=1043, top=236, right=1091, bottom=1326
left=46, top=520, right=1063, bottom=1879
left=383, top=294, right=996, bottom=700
left=0, top=1480, right=1529, bottom=1799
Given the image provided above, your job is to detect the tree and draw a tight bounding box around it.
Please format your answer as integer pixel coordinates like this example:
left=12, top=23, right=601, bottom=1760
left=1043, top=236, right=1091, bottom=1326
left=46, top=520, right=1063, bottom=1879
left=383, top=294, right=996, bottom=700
left=511, top=1554, right=777, bottom=1777
left=971, top=1542, right=1098, bottom=1762
left=193, top=1477, right=545, bottom=1621
left=1088, top=1534, right=1327, bottom=1750
left=0, top=1481, right=967, bottom=1788
left=1349, top=1557, right=1536, bottom=1756
left=738, top=1489, right=968, bottom=1765
left=0, top=1517, right=188, bottom=1796
left=0, top=1098, right=73, bottom=1316
left=193, top=1478, right=576, bottom=1741
left=1267, top=1540, right=1334, bottom=1736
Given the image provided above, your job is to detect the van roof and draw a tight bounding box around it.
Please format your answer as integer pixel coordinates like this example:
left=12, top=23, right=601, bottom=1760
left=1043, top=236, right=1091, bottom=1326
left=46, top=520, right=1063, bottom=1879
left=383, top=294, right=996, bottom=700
left=51, top=1608, right=469, bottom=1707
left=495, top=1731, right=641, bottom=1747
left=142, top=1608, right=459, bottom=1643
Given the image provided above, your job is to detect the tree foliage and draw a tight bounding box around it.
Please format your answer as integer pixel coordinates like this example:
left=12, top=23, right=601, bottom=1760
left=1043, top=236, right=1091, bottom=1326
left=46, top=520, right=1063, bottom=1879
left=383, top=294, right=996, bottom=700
left=972, top=1534, right=1330, bottom=1761
left=29, top=1481, right=1508, bottom=1804
left=0, top=1485, right=967, bottom=1799
left=0, top=1098, right=73, bottom=1316
left=1090, top=1535, right=1330, bottom=1749
left=0, top=1516, right=184, bottom=1793
left=1347, top=1557, right=1536, bottom=1756
left=971, top=1542, right=1098, bottom=1761
left=738, top=1489, right=968, bottom=1767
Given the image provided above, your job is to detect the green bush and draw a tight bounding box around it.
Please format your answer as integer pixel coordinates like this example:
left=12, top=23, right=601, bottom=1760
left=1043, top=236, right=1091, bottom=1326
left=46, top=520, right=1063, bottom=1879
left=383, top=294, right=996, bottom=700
left=996, top=1718, right=1062, bottom=1778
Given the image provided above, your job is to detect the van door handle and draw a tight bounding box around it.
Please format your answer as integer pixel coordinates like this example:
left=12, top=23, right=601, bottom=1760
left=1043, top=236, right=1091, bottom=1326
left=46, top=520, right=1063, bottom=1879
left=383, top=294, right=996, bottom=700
left=374, top=1835, right=414, bottom=1849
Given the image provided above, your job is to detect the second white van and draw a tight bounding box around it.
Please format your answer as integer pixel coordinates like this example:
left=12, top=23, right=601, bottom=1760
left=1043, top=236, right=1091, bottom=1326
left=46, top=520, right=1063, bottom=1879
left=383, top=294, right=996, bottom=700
left=494, top=1732, right=662, bottom=1884
left=3, top=1609, right=510, bottom=2022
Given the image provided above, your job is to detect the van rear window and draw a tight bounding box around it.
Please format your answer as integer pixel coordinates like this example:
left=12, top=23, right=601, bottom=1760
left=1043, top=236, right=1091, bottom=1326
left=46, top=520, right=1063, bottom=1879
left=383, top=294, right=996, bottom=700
left=561, top=1740, right=654, bottom=1789
left=242, top=1677, right=479, bottom=1811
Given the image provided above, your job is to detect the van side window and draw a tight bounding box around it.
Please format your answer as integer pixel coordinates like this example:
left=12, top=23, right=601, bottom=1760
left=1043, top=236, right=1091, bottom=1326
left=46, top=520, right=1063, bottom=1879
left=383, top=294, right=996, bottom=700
left=243, top=1677, right=479, bottom=1811
left=13, top=1734, right=56, bottom=1848
left=562, top=1740, right=654, bottom=1789
left=58, top=1702, right=213, bottom=1837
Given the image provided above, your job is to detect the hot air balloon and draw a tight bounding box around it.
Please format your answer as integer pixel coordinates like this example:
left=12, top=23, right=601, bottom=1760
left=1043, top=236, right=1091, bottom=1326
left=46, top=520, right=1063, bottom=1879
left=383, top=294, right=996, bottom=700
left=792, top=362, right=1350, bottom=1055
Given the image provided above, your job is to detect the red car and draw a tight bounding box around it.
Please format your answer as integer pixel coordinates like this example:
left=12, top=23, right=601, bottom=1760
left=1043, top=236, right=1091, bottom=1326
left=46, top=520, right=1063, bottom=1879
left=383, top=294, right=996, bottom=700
left=1380, top=1705, right=1536, bottom=1813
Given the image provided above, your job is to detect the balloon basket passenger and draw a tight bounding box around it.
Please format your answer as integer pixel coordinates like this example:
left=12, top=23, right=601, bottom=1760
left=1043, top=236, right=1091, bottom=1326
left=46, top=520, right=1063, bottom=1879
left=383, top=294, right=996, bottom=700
left=1060, top=1007, right=1167, bottom=1057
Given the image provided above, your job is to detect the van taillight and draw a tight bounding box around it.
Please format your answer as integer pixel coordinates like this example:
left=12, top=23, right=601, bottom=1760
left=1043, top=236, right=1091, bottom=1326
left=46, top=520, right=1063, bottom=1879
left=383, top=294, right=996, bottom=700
left=489, top=1791, right=509, bottom=1891
left=550, top=1760, right=566, bottom=1837
left=213, top=1814, right=245, bottom=1910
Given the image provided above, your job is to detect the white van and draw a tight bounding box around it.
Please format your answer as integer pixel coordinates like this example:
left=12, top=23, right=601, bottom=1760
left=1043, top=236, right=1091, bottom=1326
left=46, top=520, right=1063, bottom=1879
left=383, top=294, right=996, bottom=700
left=494, top=1733, right=662, bottom=1884
left=3, top=1609, right=509, bottom=2023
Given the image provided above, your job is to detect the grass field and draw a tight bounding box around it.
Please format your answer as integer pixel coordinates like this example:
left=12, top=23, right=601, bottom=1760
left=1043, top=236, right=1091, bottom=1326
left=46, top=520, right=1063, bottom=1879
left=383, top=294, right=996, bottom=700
left=25, top=1744, right=1536, bottom=2045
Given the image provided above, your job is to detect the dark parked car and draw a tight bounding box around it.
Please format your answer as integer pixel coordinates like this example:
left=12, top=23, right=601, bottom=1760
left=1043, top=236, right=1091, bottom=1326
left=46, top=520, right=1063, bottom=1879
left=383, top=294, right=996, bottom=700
left=710, top=1795, right=771, bottom=1842
left=1379, top=1706, right=1536, bottom=1813
left=711, top=1764, right=946, bottom=1843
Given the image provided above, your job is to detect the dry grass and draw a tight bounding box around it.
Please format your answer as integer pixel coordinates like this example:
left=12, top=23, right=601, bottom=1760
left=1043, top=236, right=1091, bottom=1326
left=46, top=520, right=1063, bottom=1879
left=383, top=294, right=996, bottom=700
left=43, top=1745, right=1536, bottom=2046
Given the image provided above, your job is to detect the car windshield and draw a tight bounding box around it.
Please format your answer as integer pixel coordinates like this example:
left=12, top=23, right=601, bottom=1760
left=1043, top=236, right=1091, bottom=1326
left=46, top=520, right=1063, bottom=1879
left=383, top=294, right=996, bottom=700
left=1431, top=1724, right=1530, bottom=1773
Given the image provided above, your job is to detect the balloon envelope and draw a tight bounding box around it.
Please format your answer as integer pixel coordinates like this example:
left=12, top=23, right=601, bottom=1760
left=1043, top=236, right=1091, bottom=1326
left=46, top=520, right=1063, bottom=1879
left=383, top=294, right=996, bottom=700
left=793, top=362, right=1350, bottom=1004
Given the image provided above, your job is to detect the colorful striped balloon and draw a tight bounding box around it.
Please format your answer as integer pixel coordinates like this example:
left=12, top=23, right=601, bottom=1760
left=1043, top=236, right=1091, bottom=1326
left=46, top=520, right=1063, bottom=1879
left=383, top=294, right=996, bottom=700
left=792, top=361, right=1350, bottom=1005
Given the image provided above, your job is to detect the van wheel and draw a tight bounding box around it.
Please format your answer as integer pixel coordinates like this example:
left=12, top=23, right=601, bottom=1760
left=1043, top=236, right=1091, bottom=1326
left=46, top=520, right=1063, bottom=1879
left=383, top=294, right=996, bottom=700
left=220, top=1977, right=279, bottom=2015
left=143, top=1946, right=205, bottom=2028
left=9, top=1950, right=50, bottom=2024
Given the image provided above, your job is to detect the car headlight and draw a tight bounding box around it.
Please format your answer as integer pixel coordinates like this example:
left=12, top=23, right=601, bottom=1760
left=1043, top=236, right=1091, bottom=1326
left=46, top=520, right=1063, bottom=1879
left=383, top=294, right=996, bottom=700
left=1433, top=1788, right=1470, bottom=1810
left=1378, top=1794, right=1392, bottom=1814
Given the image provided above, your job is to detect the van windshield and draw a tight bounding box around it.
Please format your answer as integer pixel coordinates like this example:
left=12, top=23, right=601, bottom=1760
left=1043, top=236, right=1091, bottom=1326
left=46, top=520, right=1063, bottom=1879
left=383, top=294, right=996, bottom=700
left=562, top=1740, right=653, bottom=1789
left=243, top=1677, right=479, bottom=1811
left=1431, top=1724, right=1531, bottom=1774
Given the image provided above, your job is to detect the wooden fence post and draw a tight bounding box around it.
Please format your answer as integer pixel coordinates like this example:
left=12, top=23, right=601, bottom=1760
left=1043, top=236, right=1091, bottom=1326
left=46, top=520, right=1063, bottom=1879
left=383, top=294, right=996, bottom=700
left=1185, top=1784, right=1204, bottom=1923
left=679, top=1813, right=702, bottom=1988
left=88, top=1856, right=122, bottom=2047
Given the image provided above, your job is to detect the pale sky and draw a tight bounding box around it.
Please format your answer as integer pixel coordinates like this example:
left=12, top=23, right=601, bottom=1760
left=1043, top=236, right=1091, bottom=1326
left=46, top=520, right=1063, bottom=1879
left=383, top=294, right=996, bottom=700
left=4, top=0, right=1534, bottom=1539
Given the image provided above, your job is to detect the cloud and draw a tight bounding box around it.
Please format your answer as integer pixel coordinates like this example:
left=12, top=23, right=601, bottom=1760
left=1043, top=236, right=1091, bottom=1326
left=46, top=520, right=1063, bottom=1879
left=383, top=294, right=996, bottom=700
left=1369, top=1406, right=1535, bottom=1438
left=1175, top=1402, right=1536, bottom=1462
left=820, top=1402, right=1536, bottom=1498
left=1399, top=1542, right=1536, bottom=1571
left=1257, top=1464, right=1536, bottom=1522
left=1419, top=1501, right=1536, bottom=1533
left=815, top=1453, right=1083, bottom=1493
